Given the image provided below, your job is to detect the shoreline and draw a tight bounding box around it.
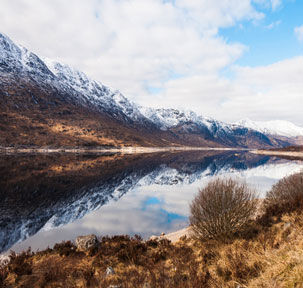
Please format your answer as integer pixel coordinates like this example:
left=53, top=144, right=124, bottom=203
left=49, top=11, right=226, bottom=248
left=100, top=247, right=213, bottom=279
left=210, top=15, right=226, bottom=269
left=150, top=227, right=193, bottom=243
left=0, top=146, right=244, bottom=154
left=250, top=149, right=303, bottom=159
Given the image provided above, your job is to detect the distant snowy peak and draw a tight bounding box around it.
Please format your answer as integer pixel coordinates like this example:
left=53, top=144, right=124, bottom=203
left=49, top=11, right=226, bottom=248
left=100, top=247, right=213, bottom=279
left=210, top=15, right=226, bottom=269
left=237, top=119, right=303, bottom=138
left=139, top=107, right=215, bottom=131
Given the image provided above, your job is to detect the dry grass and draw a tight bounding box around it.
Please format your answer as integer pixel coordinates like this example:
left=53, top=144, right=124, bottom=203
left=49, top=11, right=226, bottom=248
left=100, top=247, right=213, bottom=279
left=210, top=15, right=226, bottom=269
left=2, top=173, right=303, bottom=287
left=1, top=213, right=303, bottom=287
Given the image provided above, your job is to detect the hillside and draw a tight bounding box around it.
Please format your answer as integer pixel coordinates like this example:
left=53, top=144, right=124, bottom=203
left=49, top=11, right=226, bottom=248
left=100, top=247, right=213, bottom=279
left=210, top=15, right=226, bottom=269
left=0, top=32, right=300, bottom=149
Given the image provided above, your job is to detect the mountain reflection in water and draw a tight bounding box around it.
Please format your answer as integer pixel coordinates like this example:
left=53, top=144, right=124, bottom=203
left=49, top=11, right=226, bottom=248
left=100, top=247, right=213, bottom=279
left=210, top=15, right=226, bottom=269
left=1, top=151, right=303, bottom=253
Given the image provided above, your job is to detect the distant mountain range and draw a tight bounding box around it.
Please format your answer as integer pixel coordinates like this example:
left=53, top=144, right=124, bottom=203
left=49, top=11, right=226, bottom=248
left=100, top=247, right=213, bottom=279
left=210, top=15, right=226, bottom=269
left=236, top=119, right=303, bottom=138
left=1, top=32, right=302, bottom=148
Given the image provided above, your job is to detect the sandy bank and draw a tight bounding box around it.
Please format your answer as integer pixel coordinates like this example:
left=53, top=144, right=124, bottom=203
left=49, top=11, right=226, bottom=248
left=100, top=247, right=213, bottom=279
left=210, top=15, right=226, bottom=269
left=150, top=227, right=193, bottom=243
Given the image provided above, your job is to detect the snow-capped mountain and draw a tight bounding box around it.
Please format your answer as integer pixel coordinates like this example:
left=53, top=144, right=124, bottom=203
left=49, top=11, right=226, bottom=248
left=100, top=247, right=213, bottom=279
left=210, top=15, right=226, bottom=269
left=0, top=32, right=149, bottom=122
left=0, top=31, right=301, bottom=148
left=44, top=59, right=150, bottom=124
left=139, top=107, right=213, bottom=131
left=237, top=119, right=303, bottom=138
left=139, top=106, right=242, bottom=136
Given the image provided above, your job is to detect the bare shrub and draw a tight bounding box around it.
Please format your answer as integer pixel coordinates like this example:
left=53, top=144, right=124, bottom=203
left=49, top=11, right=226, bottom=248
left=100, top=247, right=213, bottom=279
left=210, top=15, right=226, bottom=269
left=190, top=178, right=257, bottom=241
left=264, top=172, right=303, bottom=217
left=0, top=264, right=8, bottom=287
left=8, top=248, right=33, bottom=277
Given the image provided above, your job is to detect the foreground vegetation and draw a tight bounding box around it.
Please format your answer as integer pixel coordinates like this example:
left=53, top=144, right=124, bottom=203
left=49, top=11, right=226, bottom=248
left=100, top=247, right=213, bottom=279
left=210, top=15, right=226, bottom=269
left=1, top=172, right=303, bottom=288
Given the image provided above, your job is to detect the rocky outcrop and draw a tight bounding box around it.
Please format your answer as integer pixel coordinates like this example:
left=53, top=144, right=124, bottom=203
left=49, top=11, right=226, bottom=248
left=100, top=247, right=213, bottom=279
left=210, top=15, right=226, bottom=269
left=75, top=234, right=99, bottom=251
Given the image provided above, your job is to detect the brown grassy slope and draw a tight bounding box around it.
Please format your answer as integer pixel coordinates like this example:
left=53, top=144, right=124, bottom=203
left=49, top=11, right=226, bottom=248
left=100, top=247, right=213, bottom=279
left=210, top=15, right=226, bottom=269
left=0, top=78, right=219, bottom=148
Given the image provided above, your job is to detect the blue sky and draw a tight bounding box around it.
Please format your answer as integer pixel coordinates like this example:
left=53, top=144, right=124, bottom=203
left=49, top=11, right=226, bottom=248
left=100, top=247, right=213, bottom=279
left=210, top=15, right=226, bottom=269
left=221, top=0, right=303, bottom=67
left=0, top=0, right=303, bottom=125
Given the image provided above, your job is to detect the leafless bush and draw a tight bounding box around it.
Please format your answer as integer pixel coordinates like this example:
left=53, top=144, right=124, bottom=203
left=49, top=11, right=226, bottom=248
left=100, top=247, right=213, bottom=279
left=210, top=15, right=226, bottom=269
left=264, top=172, right=303, bottom=216
left=190, top=178, right=257, bottom=241
left=0, top=264, right=8, bottom=287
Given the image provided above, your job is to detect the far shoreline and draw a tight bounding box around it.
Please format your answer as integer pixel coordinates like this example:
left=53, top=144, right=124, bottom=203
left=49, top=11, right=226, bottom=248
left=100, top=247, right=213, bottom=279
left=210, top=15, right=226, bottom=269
left=0, top=146, right=246, bottom=154
left=251, top=149, right=303, bottom=159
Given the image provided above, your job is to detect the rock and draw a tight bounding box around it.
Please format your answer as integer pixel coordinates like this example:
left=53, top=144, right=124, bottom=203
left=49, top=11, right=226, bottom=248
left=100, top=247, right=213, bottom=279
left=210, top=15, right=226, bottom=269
left=0, top=255, right=9, bottom=265
left=75, top=234, right=99, bottom=251
left=161, top=232, right=165, bottom=236
left=283, top=222, right=291, bottom=230
left=106, top=266, right=115, bottom=276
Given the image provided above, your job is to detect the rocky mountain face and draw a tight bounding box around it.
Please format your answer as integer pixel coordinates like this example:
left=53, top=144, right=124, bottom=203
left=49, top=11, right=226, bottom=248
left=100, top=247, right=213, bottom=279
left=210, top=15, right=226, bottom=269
left=0, top=32, right=301, bottom=148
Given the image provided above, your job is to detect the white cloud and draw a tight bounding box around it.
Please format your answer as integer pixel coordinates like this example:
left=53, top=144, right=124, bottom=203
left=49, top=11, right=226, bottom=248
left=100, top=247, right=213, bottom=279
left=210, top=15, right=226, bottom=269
left=294, top=25, right=303, bottom=42
left=0, top=0, right=257, bottom=97
left=265, top=20, right=281, bottom=29
left=270, top=0, right=282, bottom=10
left=148, top=56, right=303, bottom=126
left=253, top=0, right=282, bottom=11
left=0, top=0, right=302, bottom=127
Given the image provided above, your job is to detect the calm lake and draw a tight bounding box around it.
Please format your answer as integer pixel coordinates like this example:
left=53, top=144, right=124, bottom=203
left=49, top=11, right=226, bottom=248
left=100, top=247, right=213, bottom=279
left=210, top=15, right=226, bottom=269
left=1, top=150, right=303, bottom=255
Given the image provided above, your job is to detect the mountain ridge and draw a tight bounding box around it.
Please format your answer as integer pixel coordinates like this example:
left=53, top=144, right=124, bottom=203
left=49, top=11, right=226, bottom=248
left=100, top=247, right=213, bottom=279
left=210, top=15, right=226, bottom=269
left=0, top=32, right=301, bottom=148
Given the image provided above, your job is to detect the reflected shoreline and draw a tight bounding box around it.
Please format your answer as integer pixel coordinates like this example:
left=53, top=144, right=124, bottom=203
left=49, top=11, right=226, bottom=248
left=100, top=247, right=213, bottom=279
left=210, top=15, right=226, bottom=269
left=1, top=150, right=302, bottom=254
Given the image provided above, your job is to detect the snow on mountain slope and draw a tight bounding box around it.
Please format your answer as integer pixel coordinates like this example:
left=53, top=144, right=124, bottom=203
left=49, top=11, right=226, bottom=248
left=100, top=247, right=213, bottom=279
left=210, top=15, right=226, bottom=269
left=139, top=107, right=209, bottom=130
left=138, top=106, right=261, bottom=142
left=1, top=32, right=301, bottom=146
left=44, top=59, right=112, bottom=100
left=0, top=33, right=54, bottom=78
left=237, top=119, right=303, bottom=137
left=44, top=59, right=146, bottom=121
left=1, top=32, right=150, bottom=125
left=139, top=106, right=234, bottom=134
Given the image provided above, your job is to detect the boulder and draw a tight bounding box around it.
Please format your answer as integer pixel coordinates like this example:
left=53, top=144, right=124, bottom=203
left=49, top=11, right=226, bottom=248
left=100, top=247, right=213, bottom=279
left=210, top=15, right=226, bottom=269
left=75, top=234, right=99, bottom=251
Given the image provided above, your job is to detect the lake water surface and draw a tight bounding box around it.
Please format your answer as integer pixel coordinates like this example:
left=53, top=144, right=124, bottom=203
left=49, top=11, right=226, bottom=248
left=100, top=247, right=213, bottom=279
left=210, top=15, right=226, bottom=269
left=1, top=150, right=303, bottom=255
